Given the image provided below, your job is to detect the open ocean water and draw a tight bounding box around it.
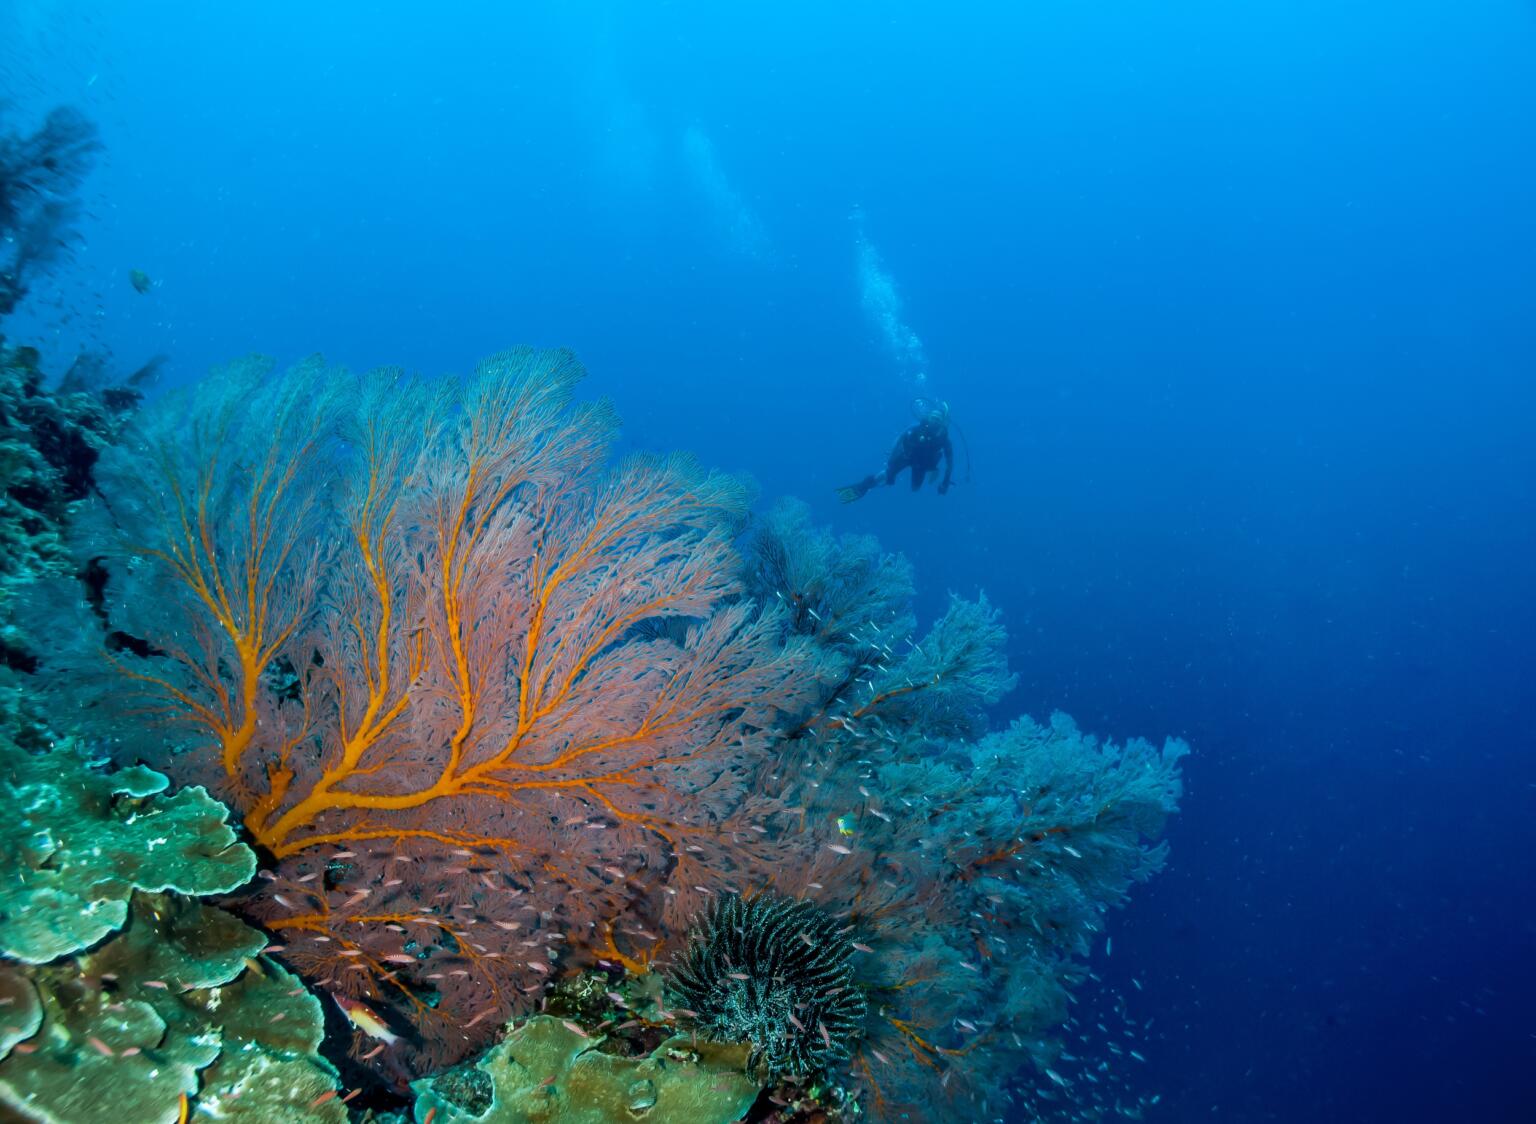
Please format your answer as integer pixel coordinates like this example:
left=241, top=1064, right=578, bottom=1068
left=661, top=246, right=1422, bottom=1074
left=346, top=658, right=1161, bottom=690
left=1, top=3, right=1532, bottom=1122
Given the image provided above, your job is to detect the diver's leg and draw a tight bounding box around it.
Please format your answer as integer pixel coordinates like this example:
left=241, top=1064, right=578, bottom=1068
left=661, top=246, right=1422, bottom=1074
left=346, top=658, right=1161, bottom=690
left=910, top=466, right=927, bottom=491
left=836, top=473, right=882, bottom=504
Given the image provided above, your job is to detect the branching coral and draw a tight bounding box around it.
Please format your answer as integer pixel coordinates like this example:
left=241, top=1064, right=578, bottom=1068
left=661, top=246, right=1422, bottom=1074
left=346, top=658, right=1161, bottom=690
left=743, top=498, right=916, bottom=664
left=14, top=349, right=1186, bottom=1119
left=828, top=716, right=1188, bottom=1117
left=69, top=348, right=818, bottom=1070
left=743, top=502, right=1015, bottom=751
left=667, top=892, right=866, bottom=1080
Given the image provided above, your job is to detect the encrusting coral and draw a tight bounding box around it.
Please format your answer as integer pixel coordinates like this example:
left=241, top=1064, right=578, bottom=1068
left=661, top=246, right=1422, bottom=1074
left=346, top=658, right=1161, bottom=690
left=0, top=346, right=142, bottom=588
left=0, top=894, right=346, bottom=1124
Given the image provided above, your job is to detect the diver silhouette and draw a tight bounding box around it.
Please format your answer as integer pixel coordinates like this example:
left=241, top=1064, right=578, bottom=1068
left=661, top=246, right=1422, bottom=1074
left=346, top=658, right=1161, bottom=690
left=838, top=399, right=955, bottom=503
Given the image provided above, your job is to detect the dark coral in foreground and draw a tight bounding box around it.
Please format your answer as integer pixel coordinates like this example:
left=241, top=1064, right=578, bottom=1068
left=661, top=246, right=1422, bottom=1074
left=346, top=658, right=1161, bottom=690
left=0, top=106, right=99, bottom=318
left=668, top=892, right=866, bottom=1079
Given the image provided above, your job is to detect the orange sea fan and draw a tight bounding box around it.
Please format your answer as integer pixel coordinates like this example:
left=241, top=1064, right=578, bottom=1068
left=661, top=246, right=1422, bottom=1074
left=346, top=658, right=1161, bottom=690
left=86, top=347, right=819, bottom=1071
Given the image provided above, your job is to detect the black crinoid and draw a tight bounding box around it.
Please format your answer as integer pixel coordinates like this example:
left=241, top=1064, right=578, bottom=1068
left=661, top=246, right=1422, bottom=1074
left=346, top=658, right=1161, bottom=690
left=667, top=892, right=867, bottom=1079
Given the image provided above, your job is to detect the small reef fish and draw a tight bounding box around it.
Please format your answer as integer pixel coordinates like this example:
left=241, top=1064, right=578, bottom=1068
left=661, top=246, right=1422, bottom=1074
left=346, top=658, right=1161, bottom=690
left=836, top=814, right=857, bottom=837
left=333, top=995, right=399, bottom=1046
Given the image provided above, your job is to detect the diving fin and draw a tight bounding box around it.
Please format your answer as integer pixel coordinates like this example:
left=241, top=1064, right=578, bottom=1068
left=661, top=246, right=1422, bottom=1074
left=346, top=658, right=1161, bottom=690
left=836, top=477, right=875, bottom=504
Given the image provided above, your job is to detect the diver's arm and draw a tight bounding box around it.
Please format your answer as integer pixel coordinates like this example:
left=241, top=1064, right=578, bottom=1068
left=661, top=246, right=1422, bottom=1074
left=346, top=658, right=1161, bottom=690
left=938, top=436, right=954, bottom=493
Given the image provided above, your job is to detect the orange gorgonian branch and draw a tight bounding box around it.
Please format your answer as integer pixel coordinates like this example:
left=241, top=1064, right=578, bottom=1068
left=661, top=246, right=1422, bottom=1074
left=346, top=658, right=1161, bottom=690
left=97, top=348, right=816, bottom=1069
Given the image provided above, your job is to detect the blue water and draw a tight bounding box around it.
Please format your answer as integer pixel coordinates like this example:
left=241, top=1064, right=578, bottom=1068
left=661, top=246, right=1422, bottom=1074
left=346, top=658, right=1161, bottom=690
left=5, top=2, right=1533, bottom=1119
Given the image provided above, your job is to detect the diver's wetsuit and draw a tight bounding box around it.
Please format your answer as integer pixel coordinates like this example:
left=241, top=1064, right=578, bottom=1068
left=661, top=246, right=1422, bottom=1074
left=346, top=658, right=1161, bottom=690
left=840, top=418, right=954, bottom=502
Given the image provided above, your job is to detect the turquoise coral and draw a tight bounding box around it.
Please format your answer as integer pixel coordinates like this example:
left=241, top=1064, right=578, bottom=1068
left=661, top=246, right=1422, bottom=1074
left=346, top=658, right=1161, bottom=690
left=0, top=735, right=344, bottom=1122
left=0, top=894, right=345, bottom=1123
left=0, top=735, right=256, bottom=964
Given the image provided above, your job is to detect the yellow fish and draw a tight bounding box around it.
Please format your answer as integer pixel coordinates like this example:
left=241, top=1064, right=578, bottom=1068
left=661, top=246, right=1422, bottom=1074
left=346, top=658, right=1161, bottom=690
left=333, top=994, right=399, bottom=1046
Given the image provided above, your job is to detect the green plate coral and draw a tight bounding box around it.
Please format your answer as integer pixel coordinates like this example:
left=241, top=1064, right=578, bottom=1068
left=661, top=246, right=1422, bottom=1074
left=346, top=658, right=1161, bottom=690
left=0, top=894, right=346, bottom=1123
left=412, top=1014, right=762, bottom=1124
left=0, top=966, right=42, bottom=1059
left=0, top=736, right=256, bottom=964
left=0, top=736, right=344, bottom=1122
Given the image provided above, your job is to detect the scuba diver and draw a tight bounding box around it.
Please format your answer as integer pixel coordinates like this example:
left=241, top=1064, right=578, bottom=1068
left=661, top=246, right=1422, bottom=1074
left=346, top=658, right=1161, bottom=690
left=837, top=398, right=955, bottom=503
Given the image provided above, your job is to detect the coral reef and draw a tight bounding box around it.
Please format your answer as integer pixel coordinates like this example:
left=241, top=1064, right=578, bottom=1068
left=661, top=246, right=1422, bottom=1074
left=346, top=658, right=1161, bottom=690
left=667, top=892, right=865, bottom=1080
left=411, top=1014, right=760, bottom=1124
left=743, top=498, right=916, bottom=668
left=0, top=105, right=99, bottom=319
left=59, top=349, right=819, bottom=1072
left=6, top=363, right=1187, bottom=1120
left=0, top=345, right=140, bottom=589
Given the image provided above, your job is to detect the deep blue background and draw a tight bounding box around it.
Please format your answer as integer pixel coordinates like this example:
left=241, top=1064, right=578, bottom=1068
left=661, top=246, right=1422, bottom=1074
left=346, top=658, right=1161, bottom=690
left=5, top=2, right=1533, bottom=1119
